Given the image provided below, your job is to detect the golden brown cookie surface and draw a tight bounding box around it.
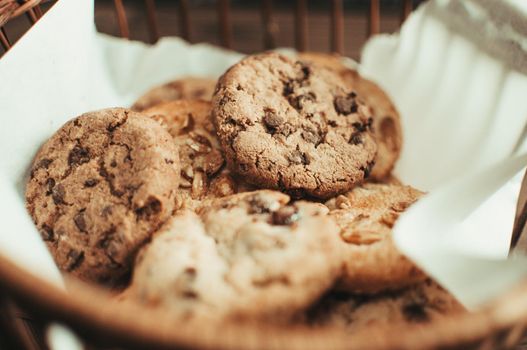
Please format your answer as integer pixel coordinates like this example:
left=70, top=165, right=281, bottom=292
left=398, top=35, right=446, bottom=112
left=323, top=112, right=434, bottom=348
left=213, top=52, right=377, bottom=199
left=306, top=280, right=465, bottom=333
left=326, top=183, right=426, bottom=294
left=125, top=190, right=343, bottom=321
left=25, top=108, right=180, bottom=285
left=132, top=77, right=217, bottom=111
left=142, top=100, right=252, bottom=209
left=299, top=52, right=402, bottom=181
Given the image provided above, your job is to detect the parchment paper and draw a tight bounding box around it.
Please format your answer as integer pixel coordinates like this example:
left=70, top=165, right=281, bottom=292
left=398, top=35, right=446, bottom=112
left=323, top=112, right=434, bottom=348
left=360, top=0, right=527, bottom=308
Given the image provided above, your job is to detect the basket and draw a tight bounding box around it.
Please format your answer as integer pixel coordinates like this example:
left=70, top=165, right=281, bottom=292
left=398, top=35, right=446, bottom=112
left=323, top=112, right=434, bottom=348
left=1, top=1, right=527, bottom=349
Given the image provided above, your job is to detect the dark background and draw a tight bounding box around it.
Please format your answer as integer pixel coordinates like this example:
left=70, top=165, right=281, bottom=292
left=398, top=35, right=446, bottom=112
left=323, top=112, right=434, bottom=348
left=1, top=0, right=425, bottom=60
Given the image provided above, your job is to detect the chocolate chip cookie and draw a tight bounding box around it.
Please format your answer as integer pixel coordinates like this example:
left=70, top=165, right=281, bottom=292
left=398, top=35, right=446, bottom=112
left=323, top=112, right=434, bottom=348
left=25, top=108, right=180, bottom=284
left=132, top=77, right=217, bottom=111
left=345, top=72, right=402, bottom=180
left=125, top=190, right=343, bottom=321
left=298, top=52, right=402, bottom=181
left=306, top=280, right=464, bottom=333
left=213, top=52, right=377, bottom=199
left=326, top=183, right=426, bottom=294
left=142, top=100, right=252, bottom=209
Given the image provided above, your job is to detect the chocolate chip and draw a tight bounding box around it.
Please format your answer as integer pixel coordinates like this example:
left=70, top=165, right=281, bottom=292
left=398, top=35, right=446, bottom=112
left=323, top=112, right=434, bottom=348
left=271, top=206, right=300, bottom=226
left=40, top=224, right=54, bottom=241
left=300, top=63, right=311, bottom=79
left=202, top=151, right=225, bottom=176
left=287, top=150, right=303, bottom=165
left=402, top=302, right=429, bottom=322
left=360, top=160, right=376, bottom=179
left=286, top=189, right=306, bottom=199
left=182, top=291, right=199, bottom=299
left=193, top=87, right=207, bottom=96
left=110, top=160, right=117, bottom=167
left=135, top=197, right=162, bottom=219
left=51, top=184, right=65, bottom=205
left=65, top=250, right=84, bottom=272
left=334, top=94, right=358, bottom=115
left=184, top=267, right=197, bottom=277
left=105, top=240, right=122, bottom=261
left=84, top=178, right=98, bottom=187
left=263, top=109, right=284, bottom=135
left=289, top=92, right=316, bottom=110
left=287, top=150, right=309, bottom=165
left=68, top=145, right=90, bottom=166
left=349, top=132, right=362, bottom=145
left=225, top=116, right=237, bottom=127
left=352, top=122, right=364, bottom=131
left=74, top=210, right=87, bottom=233
left=102, top=206, right=113, bottom=217
left=283, top=80, right=294, bottom=96
left=191, top=133, right=212, bottom=148
left=301, top=129, right=321, bottom=145
left=220, top=91, right=238, bottom=107
left=37, top=158, right=53, bottom=169
left=31, top=158, right=53, bottom=178
left=107, top=117, right=127, bottom=132
left=164, top=158, right=175, bottom=164
left=278, top=124, right=294, bottom=137
left=97, top=227, right=116, bottom=249
left=239, top=163, right=250, bottom=173
left=45, top=178, right=55, bottom=195
left=352, top=117, right=373, bottom=133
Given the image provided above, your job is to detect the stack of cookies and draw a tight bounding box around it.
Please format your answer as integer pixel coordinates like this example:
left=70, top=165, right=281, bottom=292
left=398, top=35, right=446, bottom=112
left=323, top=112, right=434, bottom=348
left=25, top=52, right=464, bottom=333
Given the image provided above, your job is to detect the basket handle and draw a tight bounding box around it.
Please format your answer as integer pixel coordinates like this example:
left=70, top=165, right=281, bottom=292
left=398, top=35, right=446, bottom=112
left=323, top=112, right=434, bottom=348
left=510, top=168, right=527, bottom=253
left=0, top=0, right=44, bottom=27
left=0, top=0, right=45, bottom=51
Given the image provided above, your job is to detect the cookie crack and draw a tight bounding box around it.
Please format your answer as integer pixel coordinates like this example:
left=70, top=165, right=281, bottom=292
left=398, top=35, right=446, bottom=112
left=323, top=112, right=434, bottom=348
left=107, top=112, right=129, bottom=133
left=98, top=159, right=126, bottom=200
left=110, top=141, right=133, bottom=162
left=60, top=138, right=85, bottom=181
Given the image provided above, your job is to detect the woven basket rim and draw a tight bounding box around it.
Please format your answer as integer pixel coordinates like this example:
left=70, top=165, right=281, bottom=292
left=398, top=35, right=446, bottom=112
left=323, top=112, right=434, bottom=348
left=1, top=252, right=526, bottom=349
left=0, top=0, right=48, bottom=27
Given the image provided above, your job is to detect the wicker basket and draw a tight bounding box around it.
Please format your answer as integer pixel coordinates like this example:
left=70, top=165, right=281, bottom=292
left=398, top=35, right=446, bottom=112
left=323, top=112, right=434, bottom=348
left=1, top=1, right=527, bottom=349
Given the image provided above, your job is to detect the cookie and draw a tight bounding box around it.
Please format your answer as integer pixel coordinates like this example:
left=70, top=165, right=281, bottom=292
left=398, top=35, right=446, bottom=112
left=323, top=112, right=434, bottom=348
left=132, top=77, right=217, bottom=111
left=213, top=52, right=377, bottom=199
left=297, top=52, right=357, bottom=77
left=306, top=279, right=465, bottom=333
left=298, top=52, right=402, bottom=181
left=326, top=183, right=426, bottom=294
left=142, top=100, right=252, bottom=209
left=125, top=190, right=343, bottom=321
left=345, top=72, right=402, bottom=180
left=25, top=108, right=180, bottom=284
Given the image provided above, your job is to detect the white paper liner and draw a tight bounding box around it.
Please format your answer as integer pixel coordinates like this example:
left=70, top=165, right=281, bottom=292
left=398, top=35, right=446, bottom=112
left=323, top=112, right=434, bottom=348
left=359, top=0, right=527, bottom=308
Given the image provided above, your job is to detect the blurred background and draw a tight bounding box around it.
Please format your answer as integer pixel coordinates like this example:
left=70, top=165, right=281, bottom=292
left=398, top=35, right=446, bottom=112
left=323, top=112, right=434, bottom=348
left=1, top=0, right=425, bottom=60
